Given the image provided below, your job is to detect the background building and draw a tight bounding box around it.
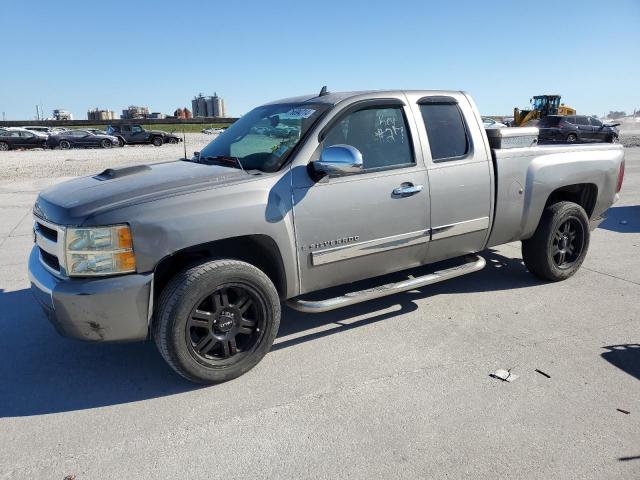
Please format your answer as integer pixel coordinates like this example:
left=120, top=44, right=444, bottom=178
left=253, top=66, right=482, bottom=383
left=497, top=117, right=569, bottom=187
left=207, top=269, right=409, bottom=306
left=52, top=109, right=73, bottom=120
left=121, top=105, right=150, bottom=119
left=174, top=108, right=192, bottom=119
left=87, top=108, right=116, bottom=121
left=192, top=93, right=226, bottom=117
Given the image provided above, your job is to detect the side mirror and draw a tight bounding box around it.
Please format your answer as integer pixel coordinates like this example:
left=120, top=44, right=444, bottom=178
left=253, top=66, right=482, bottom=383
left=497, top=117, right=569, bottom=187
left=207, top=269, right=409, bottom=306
left=310, top=144, right=363, bottom=179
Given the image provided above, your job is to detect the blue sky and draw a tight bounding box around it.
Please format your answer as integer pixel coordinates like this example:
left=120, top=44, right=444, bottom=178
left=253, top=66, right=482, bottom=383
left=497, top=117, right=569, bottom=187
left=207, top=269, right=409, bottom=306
left=0, top=0, right=638, bottom=120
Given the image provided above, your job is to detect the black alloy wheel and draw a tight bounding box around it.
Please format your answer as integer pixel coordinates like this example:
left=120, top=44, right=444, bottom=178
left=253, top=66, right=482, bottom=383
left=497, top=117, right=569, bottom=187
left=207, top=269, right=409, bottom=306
left=153, top=259, right=281, bottom=383
left=100, top=139, right=112, bottom=149
left=522, top=201, right=590, bottom=281
left=550, top=217, right=584, bottom=270
left=59, top=140, right=71, bottom=149
left=186, top=283, right=265, bottom=366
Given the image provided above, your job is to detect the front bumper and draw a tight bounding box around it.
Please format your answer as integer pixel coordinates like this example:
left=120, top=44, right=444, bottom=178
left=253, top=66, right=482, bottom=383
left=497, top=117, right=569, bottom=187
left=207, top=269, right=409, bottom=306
left=28, top=246, right=153, bottom=342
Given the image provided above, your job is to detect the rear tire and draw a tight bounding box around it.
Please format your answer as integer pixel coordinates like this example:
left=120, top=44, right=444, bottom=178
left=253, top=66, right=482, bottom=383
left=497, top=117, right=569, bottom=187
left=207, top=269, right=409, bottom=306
left=168, top=137, right=178, bottom=144
left=152, top=136, right=163, bottom=146
left=59, top=140, right=71, bottom=150
left=0, top=142, right=9, bottom=151
left=566, top=133, right=578, bottom=143
left=153, top=259, right=281, bottom=384
left=100, top=139, right=112, bottom=149
left=522, top=201, right=590, bottom=281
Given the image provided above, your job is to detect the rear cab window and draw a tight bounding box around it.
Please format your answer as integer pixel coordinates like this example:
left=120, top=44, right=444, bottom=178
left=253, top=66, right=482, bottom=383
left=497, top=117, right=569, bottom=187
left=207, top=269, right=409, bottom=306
left=417, top=97, right=470, bottom=161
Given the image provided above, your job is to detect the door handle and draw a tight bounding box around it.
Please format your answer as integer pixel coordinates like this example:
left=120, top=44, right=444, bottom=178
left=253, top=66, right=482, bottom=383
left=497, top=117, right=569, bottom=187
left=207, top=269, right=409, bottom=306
left=393, top=183, right=423, bottom=197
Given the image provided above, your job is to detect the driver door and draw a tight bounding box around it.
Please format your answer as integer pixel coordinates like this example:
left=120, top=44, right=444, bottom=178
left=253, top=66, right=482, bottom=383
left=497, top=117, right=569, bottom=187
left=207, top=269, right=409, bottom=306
left=291, top=99, right=430, bottom=294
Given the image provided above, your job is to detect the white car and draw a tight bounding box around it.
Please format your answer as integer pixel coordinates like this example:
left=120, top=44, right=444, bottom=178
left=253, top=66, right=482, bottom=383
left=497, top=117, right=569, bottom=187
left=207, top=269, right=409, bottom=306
left=482, top=117, right=507, bottom=129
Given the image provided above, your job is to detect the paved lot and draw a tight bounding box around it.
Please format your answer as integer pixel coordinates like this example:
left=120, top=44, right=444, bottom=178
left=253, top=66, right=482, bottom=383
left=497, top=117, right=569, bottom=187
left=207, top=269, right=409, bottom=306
left=0, top=148, right=638, bottom=479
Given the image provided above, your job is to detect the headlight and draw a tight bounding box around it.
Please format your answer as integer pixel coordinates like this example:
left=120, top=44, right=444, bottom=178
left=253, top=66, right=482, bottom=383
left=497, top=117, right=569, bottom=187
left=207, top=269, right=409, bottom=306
left=65, top=225, right=136, bottom=276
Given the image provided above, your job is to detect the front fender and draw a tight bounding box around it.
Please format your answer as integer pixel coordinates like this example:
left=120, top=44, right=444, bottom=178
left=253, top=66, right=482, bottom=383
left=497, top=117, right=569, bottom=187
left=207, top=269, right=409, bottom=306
left=84, top=170, right=301, bottom=298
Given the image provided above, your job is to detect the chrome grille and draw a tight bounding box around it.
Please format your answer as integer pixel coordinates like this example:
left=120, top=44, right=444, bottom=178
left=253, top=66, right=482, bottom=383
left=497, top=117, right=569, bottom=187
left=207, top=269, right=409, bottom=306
left=33, top=215, right=66, bottom=275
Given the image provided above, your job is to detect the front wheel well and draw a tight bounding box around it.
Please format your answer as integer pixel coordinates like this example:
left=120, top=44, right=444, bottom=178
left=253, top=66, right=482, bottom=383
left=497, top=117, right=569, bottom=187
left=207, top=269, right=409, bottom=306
left=153, top=235, right=287, bottom=304
left=544, top=183, right=598, bottom=218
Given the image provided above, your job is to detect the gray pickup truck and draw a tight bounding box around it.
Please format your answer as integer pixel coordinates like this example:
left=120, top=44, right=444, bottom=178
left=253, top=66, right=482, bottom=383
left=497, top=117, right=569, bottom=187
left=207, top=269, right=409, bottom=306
left=29, top=90, right=625, bottom=383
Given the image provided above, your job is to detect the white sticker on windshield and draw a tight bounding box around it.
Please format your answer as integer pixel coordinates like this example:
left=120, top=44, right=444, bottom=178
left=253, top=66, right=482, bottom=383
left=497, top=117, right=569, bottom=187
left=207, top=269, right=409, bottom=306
left=284, top=108, right=316, bottom=119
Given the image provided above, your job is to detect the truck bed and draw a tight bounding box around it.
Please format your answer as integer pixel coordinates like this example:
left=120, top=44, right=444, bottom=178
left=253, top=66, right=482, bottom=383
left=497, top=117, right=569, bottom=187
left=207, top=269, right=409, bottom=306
left=486, top=141, right=624, bottom=247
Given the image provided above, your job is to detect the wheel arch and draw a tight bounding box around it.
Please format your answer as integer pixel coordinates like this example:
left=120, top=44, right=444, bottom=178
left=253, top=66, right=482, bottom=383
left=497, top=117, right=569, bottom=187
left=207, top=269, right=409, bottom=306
left=544, top=183, right=598, bottom=218
left=152, top=234, right=288, bottom=307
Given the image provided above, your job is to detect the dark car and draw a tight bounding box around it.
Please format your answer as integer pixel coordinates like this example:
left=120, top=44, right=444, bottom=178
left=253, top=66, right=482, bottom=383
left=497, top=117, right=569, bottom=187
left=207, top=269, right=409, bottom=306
left=47, top=129, right=120, bottom=149
left=538, top=115, right=619, bottom=144
left=106, top=124, right=182, bottom=146
left=0, top=129, right=48, bottom=151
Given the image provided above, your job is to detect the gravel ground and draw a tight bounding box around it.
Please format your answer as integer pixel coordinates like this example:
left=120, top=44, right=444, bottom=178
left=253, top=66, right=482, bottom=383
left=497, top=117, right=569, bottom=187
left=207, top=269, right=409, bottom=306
left=0, top=133, right=215, bottom=181
left=1, top=131, right=638, bottom=181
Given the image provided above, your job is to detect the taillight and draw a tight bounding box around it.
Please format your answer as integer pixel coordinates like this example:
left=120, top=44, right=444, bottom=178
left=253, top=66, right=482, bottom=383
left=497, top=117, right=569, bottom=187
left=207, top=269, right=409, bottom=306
left=616, top=158, right=625, bottom=193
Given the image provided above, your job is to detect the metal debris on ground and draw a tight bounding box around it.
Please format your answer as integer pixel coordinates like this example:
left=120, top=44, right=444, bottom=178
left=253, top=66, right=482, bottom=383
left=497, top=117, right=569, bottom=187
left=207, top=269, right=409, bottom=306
left=490, top=368, right=518, bottom=382
left=617, top=408, right=630, bottom=415
left=535, top=369, right=551, bottom=378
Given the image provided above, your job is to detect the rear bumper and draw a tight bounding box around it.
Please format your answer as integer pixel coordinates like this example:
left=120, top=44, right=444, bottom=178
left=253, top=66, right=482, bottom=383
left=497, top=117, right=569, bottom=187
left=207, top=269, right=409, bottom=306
left=28, top=246, right=152, bottom=342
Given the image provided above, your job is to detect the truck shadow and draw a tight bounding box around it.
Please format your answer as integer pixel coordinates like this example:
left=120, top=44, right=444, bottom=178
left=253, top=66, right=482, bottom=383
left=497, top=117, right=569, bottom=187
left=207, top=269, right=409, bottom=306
left=599, top=205, right=640, bottom=233
left=601, top=344, right=640, bottom=381
left=275, top=249, right=537, bottom=350
left=0, top=249, right=536, bottom=417
left=0, top=288, right=199, bottom=418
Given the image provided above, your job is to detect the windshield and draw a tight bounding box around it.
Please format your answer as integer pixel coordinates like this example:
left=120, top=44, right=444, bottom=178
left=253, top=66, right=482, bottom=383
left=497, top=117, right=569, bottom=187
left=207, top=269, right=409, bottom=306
left=198, top=102, right=330, bottom=172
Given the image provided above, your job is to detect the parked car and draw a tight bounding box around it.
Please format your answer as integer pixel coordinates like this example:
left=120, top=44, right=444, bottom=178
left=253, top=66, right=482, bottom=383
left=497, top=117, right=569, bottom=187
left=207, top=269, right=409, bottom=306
left=47, top=129, right=120, bottom=149
left=29, top=89, right=624, bottom=383
left=86, top=128, right=107, bottom=135
left=538, top=115, right=620, bottom=144
left=23, top=126, right=56, bottom=135
left=202, top=127, right=224, bottom=134
left=482, top=117, right=507, bottom=129
left=106, top=124, right=182, bottom=146
left=0, top=128, right=48, bottom=150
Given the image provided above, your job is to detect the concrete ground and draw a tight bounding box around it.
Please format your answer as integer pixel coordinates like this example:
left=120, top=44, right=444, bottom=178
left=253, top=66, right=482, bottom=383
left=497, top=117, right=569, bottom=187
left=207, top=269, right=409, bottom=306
left=0, top=148, right=638, bottom=480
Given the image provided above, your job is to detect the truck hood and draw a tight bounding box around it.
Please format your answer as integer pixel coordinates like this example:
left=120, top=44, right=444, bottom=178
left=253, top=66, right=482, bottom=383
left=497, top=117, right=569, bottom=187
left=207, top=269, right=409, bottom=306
left=35, top=160, right=254, bottom=225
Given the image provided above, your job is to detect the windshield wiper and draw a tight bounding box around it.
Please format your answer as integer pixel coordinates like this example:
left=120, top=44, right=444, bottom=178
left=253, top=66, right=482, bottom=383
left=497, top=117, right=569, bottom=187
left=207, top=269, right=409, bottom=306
left=200, top=155, right=245, bottom=172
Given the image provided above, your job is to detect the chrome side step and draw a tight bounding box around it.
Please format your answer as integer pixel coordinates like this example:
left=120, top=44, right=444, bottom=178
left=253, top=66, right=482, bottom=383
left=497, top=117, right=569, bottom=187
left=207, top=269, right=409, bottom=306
left=287, top=254, right=486, bottom=313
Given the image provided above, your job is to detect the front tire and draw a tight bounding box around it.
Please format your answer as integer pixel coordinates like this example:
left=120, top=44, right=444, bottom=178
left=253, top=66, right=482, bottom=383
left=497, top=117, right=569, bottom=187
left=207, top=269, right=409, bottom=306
left=59, top=140, right=71, bottom=150
left=566, top=133, right=578, bottom=143
left=152, top=136, right=163, bottom=146
left=522, top=201, right=590, bottom=281
left=100, top=139, right=112, bottom=149
left=0, top=142, right=9, bottom=151
left=153, top=259, right=281, bottom=383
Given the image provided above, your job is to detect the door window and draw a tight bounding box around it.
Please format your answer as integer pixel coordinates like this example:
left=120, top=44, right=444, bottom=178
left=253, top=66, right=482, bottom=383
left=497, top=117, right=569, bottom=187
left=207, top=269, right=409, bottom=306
left=19, top=131, right=34, bottom=138
left=575, top=116, right=589, bottom=126
left=589, top=117, right=603, bottom=127
left=131, top=126, right=144, bottom=134
left=323, top=106, right=414, bottom=170
left=418, top=102, right=470, bottom=161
